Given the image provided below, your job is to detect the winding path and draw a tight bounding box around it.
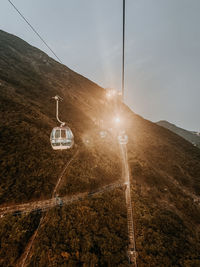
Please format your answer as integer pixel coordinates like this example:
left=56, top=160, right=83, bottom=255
left=0, top=146, right=131, bottom=266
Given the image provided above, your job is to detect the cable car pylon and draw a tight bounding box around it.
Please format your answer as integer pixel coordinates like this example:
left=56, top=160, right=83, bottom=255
left=50, top=95, right=74, bottom=150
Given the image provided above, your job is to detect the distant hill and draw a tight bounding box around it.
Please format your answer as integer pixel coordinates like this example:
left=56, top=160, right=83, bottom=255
left=157, top=120, right=200, bottom=148
left=0, top=30, right=200, bottom=266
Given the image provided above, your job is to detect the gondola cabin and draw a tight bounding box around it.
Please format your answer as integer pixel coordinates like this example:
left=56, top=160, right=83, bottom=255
left=118, top=131, right=128, bottom=145
left=99, top=130, right=107, bottom=138
left=50, top=126, right=74, bottom=150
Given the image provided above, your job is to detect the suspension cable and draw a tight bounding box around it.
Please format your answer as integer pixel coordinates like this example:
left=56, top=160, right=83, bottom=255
left=7, top=0, right=62, bottom=64
left=122, top=0, right=125, bottom=102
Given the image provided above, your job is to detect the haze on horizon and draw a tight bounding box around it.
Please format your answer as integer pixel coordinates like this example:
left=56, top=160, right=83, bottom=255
left=1, top=0, right=200, bottom=131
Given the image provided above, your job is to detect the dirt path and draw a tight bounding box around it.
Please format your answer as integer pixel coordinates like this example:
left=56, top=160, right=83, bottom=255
left=16, top=149, right=79, bottom=267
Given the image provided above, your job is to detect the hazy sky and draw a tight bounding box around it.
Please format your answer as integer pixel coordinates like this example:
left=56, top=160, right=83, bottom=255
left=1, top=0, right=200, bottom=131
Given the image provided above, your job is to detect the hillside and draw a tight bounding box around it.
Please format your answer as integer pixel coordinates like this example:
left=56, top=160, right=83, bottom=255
left=157, top=120, right=200, bottom=149
left=0, top=30, right=200, bottom=266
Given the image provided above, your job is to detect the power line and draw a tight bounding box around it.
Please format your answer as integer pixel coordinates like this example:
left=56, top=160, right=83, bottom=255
left=7, top=0, right=62, bottom=64
left=122, top=0, right=125, bottom=102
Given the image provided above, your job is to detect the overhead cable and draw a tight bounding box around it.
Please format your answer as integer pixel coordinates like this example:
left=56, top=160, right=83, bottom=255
left=7, top=0, right=62, bottom=63
left=122, top=0, right=125, bottom=101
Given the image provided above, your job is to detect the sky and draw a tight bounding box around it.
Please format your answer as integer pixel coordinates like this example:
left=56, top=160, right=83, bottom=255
left=1, top=0, right=200, bottom=131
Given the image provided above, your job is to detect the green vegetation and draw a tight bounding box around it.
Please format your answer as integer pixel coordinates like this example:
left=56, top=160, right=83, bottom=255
left=132, top=184, right=200, bottom=267
left=0, top=29, right=200, bottom=266
left=27, top=189, right=128, bottom=266
left=59, top=142, right=121, bottom=196
left=0, top=212, right=41, bottom=266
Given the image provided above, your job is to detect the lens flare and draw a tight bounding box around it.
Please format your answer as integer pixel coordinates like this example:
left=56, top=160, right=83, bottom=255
left=114, top=116, right=121, bottom=125
left=106, top=89, right=117, bottom=99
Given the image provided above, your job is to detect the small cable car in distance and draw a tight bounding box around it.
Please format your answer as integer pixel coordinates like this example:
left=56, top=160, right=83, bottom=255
left=98, top=119, right=108, bottom=139
left=50, top=95, right=74, bottom=150
left=99, top=130, right=107, bottom=139
left=118, top=130, right=128, bottom=145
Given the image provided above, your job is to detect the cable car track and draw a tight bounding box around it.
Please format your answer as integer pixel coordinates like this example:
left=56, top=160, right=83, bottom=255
left=120, top=144, right=137, bottom=267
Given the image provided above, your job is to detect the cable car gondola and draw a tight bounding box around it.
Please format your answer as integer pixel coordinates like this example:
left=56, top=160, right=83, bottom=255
left=50, top=126, right=74, bottom=150
left=99, top=130, right=107, bottom=139
left=50, top=95, right=74, bottom=150
left=118, top=130, right=128, bottom=145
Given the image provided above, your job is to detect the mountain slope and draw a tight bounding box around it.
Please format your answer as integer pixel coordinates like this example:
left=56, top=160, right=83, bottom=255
left=0, top=30, right=200, bottom=266
left=157, top=120, right=200, bottom=148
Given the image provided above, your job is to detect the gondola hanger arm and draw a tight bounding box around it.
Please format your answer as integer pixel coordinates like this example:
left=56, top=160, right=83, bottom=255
left=52, top=95, right=65, bottom=126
